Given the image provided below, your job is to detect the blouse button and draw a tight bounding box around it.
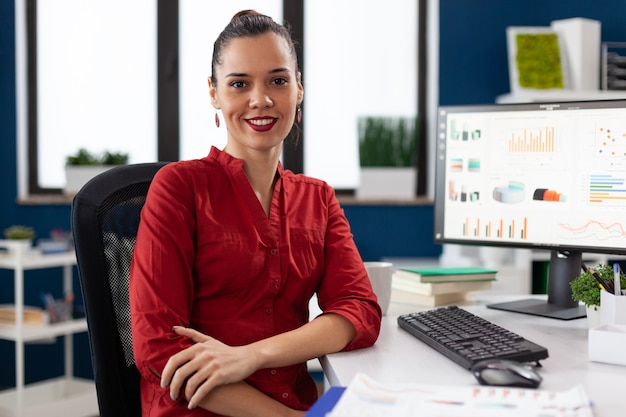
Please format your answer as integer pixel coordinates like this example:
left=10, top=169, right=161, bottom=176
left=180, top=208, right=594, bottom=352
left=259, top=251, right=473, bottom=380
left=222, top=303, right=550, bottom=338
left=270, top=369, right=277, bottom=375
left=265, top=308, right=272, bottom=314
left=281, top=392, right=289, bottom=399
left=270, top=249, right=278, bottom=255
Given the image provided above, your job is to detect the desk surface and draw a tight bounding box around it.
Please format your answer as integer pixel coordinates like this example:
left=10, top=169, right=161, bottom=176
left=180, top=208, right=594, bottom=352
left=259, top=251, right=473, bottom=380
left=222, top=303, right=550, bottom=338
left=319, top=295, right=625, bottom=417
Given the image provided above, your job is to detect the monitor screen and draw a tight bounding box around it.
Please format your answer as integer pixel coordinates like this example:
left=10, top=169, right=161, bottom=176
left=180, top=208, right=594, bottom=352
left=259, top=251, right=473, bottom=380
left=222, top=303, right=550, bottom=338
left=434, top=99, right=626, bottom=319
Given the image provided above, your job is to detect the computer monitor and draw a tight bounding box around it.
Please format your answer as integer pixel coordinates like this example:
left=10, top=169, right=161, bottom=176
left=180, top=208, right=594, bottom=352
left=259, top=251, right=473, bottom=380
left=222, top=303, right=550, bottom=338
left=434, top=99, right=626, bottom=320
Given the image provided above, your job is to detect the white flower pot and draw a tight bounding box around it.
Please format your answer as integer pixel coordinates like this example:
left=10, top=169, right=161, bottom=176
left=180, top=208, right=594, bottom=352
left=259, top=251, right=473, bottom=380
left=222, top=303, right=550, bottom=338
left=586, top=305, right=601, bottom=328
left=0, top=239, right=33, bottom=259
left=357, top=167, right=417, bottom=199
left=64, top=165, right=117, bottom=196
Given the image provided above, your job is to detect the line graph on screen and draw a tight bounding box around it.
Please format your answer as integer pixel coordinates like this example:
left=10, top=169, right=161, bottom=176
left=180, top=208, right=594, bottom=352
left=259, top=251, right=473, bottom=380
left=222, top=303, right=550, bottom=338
left=559, top=219, right=626, bottom=244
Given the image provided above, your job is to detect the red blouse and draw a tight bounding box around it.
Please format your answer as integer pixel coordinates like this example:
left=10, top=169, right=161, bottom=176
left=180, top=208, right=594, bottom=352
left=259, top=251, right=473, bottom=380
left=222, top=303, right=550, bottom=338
left=129, top=147, right=382, bottom=416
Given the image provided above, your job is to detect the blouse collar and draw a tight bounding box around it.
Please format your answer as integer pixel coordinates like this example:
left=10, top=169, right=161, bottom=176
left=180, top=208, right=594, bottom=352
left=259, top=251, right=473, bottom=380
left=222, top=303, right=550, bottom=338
left=208, top=146, right=284, bottom=177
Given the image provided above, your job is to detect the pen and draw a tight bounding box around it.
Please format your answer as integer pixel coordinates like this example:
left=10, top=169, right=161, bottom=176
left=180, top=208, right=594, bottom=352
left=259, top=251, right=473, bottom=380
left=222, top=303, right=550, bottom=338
left=40, top=292, right=57, bottom=322
left=614, top=263, right=621, bottom=296
left=581, top=262, right=614, bottom=294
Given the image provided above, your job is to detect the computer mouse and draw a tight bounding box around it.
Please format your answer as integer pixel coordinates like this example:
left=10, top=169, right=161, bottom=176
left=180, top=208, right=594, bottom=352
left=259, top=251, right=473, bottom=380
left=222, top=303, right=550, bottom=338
left=471, top=359, right=542, bottom=388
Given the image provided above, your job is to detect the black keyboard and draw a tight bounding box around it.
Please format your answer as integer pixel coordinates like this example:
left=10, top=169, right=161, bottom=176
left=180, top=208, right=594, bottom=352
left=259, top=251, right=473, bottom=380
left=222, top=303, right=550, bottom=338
left=397, top=306, right=549, bottom=369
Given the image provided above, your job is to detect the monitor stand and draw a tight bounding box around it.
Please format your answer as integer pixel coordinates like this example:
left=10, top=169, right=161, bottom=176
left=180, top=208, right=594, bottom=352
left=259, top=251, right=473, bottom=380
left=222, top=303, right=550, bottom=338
left=487, top=250, right=587, bottom=320
left=486, top=298, right=586, bottom=320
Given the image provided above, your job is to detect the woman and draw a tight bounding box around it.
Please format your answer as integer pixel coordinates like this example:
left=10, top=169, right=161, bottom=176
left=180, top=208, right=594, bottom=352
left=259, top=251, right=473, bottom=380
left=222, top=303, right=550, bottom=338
left=129, top=10, right=381, bottom=417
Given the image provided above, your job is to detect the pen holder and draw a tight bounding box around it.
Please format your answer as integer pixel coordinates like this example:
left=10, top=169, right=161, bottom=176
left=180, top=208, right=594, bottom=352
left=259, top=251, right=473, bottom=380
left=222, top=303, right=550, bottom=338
left=48, top=300, right=72, bottom=323
left=600, top=290, right=626, bottom=325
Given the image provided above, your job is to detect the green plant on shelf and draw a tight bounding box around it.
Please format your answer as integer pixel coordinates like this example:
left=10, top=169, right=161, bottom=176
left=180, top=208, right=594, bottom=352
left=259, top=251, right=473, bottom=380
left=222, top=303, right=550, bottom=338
left=66, top=148, right=129, bottom=166
left=358, top=116, right=418, bottom=168
left=101, top=150, right=130, bottom=165
left=3, top=225, right=35, bottom=240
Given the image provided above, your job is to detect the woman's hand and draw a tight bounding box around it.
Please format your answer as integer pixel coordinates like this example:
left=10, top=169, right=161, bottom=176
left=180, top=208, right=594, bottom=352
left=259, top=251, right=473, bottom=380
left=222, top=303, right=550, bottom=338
left=161, top=326, right=259, bottom=408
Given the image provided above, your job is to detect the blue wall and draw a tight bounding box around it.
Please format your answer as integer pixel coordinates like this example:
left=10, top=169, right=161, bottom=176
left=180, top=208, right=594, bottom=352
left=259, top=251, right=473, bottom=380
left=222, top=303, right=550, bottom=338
left=343, top=204, right=441, bottom=261
left=439, top=0, right=626, bottom=106
left=2, top=0, right=626, bottom=388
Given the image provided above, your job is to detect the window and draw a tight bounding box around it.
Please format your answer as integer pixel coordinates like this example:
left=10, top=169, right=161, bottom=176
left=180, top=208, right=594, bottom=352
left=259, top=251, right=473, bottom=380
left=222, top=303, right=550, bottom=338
left=19, top=0, right=427, bottom=197
left=25, top=0, right=158, bottom=194
left=304, top=0, right=421, bottom=191
left=178, top=0, right=283, bottom=161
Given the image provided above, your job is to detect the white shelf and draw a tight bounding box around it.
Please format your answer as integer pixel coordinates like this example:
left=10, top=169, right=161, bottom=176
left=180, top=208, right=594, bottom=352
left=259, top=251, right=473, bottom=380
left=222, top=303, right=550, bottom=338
left=0, top=318, right=87, bottom=342
left=496, top=90, right=626, bottom=104
left=0, top=377, right=97, bottom=417
left=0, top=241, right=96, bottom=416
left=0, top=248, right=76, bottom=270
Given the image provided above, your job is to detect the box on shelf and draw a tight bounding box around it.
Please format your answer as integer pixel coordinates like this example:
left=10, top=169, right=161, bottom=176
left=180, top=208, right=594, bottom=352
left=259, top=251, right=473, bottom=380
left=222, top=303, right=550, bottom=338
left=551, top=17, right=601, bottom=91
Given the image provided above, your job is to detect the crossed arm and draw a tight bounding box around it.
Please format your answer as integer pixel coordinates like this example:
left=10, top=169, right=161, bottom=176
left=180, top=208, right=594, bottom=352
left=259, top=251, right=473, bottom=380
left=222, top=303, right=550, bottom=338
left=160, top=312, right=356, bottom=417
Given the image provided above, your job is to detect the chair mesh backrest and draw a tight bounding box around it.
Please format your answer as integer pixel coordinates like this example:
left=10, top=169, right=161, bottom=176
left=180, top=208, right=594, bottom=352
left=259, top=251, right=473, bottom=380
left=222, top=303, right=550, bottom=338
left=99, top=188, right=147, bottom=367
left=72, top=162, right=167, bottom=417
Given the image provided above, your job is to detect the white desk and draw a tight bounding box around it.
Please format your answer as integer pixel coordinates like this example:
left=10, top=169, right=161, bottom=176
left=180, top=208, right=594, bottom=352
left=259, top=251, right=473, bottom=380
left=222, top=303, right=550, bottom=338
left=320, top=295, right=625, bottom=417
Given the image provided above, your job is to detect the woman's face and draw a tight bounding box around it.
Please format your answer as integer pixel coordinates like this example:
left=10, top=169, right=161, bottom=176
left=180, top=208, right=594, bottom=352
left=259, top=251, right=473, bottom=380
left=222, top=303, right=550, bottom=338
left=210, top=32, right=303, bottom=157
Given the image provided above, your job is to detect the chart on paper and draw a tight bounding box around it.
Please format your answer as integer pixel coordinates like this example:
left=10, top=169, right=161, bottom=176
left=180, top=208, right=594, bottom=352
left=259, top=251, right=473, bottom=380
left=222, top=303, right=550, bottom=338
left=327, top=373, right=594, bottom=417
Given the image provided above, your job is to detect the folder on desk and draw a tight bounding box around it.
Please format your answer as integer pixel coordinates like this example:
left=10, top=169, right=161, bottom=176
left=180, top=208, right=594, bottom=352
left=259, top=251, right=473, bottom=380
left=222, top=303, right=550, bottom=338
left=305, top=387, right=346, bottom=417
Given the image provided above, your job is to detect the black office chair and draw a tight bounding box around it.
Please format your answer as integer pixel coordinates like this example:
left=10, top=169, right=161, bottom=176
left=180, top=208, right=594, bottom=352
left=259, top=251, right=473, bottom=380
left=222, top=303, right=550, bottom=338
left=71, top=162, right=168, bottom=417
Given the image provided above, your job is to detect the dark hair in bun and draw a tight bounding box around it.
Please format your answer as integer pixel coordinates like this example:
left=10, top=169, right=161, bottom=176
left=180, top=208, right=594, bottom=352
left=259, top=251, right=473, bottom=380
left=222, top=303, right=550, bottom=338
left=210, top=10, right=299, bottom=85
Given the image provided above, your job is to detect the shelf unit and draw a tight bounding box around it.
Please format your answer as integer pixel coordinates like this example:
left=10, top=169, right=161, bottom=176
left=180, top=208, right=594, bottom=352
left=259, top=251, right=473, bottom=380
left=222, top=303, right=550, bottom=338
left=0, top=240, right=97, bottom=417
left=495, top=89, right=626, bottom=104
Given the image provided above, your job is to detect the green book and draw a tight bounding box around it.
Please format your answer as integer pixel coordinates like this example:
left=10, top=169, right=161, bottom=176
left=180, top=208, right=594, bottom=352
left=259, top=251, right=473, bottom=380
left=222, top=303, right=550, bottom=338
left=396, top=267, right=498, bottom=283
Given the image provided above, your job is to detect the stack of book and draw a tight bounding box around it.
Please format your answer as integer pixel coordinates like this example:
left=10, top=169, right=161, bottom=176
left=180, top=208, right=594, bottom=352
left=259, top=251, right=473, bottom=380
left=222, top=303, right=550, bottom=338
left=0, top=304, right=46, bottom=326
left=392, top=267, right=497, bottom=306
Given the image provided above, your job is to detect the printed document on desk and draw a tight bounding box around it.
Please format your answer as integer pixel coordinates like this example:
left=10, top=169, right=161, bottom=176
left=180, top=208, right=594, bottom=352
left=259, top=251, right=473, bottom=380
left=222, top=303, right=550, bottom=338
left=327, top=373, right=594, bottom=417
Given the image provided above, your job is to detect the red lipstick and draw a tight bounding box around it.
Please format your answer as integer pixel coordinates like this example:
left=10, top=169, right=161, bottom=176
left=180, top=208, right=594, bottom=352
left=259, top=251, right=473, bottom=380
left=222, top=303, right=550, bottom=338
left=246, top=117, right=277, bottom=132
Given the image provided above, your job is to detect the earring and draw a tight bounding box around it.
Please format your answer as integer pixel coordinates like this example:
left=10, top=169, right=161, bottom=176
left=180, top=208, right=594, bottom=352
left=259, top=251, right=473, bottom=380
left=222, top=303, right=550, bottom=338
left=296, top=106, right=302, bottom=123
left=215, top=113, right=220, bottom=128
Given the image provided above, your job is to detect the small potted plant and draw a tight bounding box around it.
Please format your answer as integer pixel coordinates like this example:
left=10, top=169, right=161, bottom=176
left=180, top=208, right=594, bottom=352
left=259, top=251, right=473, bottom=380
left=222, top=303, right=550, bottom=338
left=570, top=264, right=625, bottom=326
left=2, top=225, right=36, bottom=253
left=357, top=116, right=418, bottom=199
left=64, top=148, right=129, bottom=196
left=4, top=225, right=35, bottom=241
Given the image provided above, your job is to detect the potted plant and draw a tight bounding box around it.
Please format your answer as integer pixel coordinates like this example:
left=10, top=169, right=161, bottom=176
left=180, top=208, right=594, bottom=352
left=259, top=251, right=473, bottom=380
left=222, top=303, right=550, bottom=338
left=2, top=225, right=36, bottom=253
left=570, top=263, right=625, bottom=326
left=64, top=148, right=129, bottom=196
left=4, top=225, right=35, bottom=241
left=357, top=116, right=418, bottom=199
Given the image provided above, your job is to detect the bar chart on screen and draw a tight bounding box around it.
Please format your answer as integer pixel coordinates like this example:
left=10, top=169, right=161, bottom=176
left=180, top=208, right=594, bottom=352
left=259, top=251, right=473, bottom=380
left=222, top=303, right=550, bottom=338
left=508, top=126, right=556, bottom=153
left=588, top=174, right=626, bottom=204
left=459, top=216, right=528, bottom=240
